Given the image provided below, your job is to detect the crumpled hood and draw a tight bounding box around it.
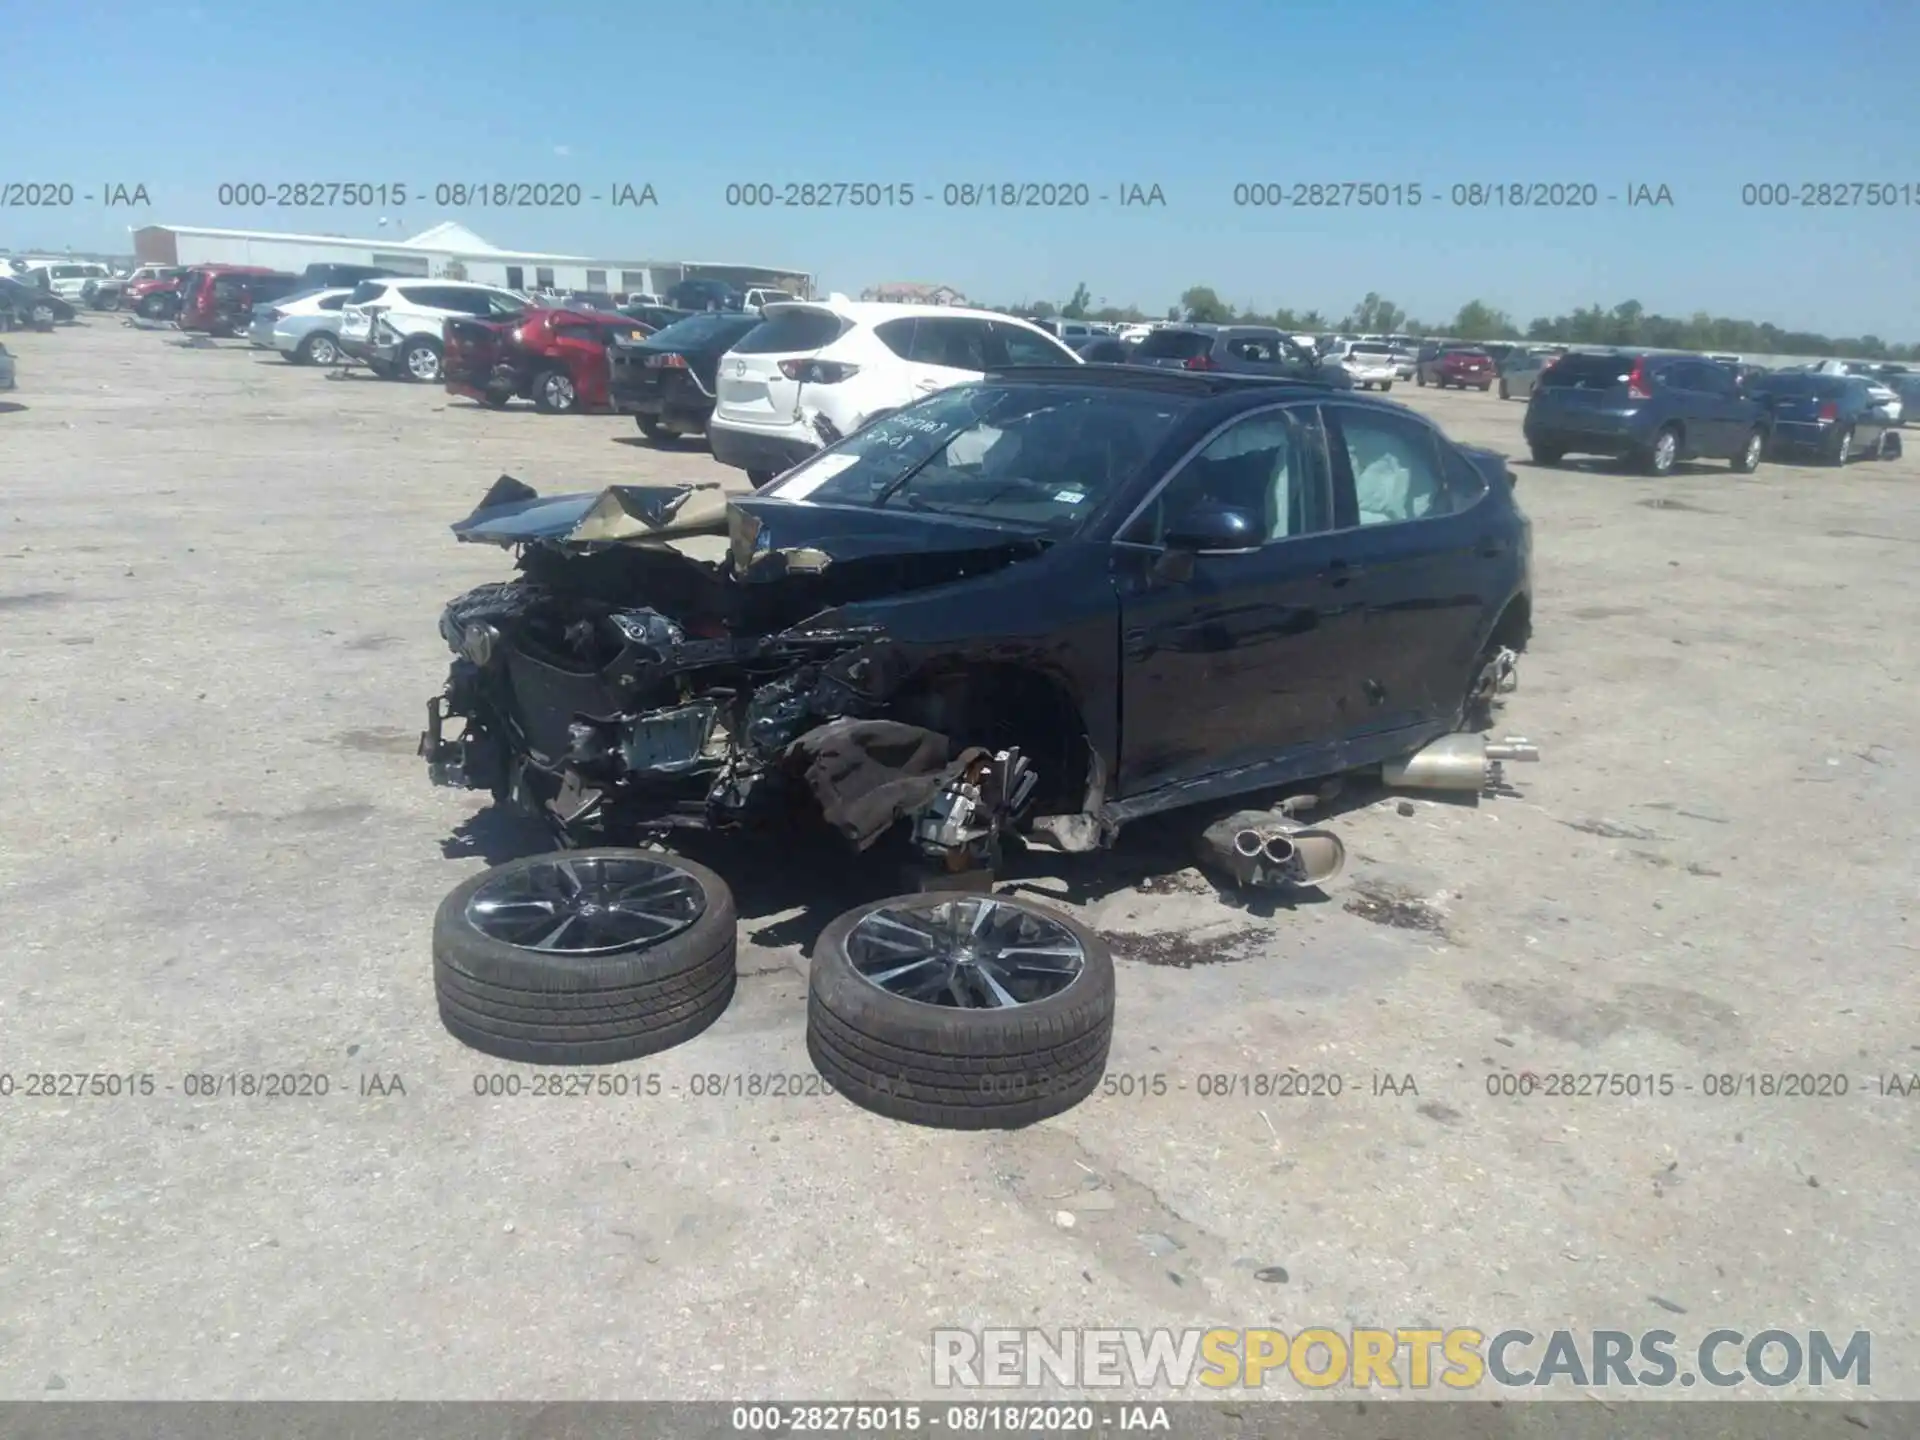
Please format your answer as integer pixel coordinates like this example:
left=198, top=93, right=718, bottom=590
left=450, top=476, right=1050, bottom=584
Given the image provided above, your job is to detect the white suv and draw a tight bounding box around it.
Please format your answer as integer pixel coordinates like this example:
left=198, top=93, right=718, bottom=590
left=337, top=279, right=528, bottom=381
left=707, top=297, right=1080, bottom=485
left=23, top=261, right=112, bottom=302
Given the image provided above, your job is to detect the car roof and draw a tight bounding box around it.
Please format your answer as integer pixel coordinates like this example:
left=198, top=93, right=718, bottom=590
left=763, top=298, right=1048, bottom=327
left=969, top=365, right=1366, bottom=403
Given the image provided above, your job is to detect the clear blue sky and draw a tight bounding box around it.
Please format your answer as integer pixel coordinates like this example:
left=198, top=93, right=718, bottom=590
left=6, top=0, right=1918, bottom=338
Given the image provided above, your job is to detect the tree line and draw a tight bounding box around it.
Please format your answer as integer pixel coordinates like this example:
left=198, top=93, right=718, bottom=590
left=988, top=284, right=1918, bottom=360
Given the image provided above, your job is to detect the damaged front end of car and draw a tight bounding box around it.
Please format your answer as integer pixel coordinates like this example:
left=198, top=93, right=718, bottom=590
left=419, top=475, right=1049, bottom=876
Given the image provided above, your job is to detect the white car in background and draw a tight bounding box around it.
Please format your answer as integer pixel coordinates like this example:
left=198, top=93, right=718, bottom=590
left=1321, top=338, right=1399, bottom=390
left=1859, top=376, right=1904, bottom=425
left=247, top=286, right=354, bottom=364
left=336, top=278, right=529, bottom=381
left=22, top=260, right=112, bottom=302
left=707, top=295, right=1082, bottom=486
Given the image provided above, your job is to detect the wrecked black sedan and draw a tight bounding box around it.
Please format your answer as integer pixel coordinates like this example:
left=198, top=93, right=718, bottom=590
left=421, top=367, right=1532, bottom=877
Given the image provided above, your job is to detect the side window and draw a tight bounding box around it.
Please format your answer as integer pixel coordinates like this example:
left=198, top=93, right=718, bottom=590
left=1330, top=407, right=1450, bottom=527
left=874, top=317, right=918, bottom=359
left=989, top=321, right=1075, bottom=367
left=1439, top=445, right=1491, bottom=510
left=1226, top=336, right=1277, bottom=363
left=911, top=317, right=991, bottom=371
left=555, top=322, right=599, bottom=341
left=1661, top=360, right=1700, bottom=391
left=396, top=285, right=442, bottom=310
left=1123, top=408, right=1328, bottom=546
left=317, top=294, right=346, bottom=311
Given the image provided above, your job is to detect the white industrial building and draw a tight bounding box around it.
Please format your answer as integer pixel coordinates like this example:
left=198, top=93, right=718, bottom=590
left=131, top=221, right=811, bottom=300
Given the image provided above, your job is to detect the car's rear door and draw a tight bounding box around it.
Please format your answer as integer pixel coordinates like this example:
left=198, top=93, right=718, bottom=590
left=1320, top=403, right=1511, bottom=732
left=1111, top=403, right=1353, bottom=794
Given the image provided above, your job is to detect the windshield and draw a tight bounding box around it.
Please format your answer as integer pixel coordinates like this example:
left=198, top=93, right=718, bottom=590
left=764, top=384, right=1189, bottom=531
left=1749, top=374, right=1841, bottom=397
left=646, top=312, right=758, bottom=347
left=1134, top=330, right=1213, bottom=360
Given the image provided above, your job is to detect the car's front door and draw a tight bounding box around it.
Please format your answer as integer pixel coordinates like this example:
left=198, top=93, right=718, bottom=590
left=1111, top=403, right=1353, bottom=796
left=1321, top=403, right=1511, bottom=732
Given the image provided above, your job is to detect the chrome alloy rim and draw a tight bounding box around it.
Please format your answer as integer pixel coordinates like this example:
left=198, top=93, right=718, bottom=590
left=845, top=898, right=1086, bottom=1009
left=1744, top=432, right=1761, bottom=467
left=310, top=334, right=339, bottom=364
left=407, top=344, right=440, bottom=380
left=1653, top=432, right=1677, bottom=471
left=466, top=855, right=705, bottom=954
left=543, top=373, right=575, bottom=409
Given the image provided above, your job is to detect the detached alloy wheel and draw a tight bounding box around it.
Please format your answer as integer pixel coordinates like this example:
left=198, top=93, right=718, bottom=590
left=433, top=848, right=737, bottom=1065
left=806, top=893, right=1115, bottom=1130
left=1731, top=427, right=1764, bottom=473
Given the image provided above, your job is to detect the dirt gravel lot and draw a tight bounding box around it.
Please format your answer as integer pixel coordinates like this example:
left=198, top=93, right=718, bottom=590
left=0, top=321, right=1915, bottom=1402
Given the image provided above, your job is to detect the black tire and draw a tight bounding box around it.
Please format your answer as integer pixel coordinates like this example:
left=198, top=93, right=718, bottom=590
left=532, top=368, right=579, bottom=414
left=1498, top=379, right=1510, bottom=399
left=295, top=330, right=340, bottom=366
left=1730, top=426, right=1764, bottom=473
left=1379, top=379, right=1392, bottom=392
left=1826, top=427, right=1854, bottom=467
left=746, top=469, right=777, bottom=488
left=433, top=848, right=737, bottom=1065
left=1416, top=373, right=1428, bottom=387
left=1878, top=431, right=1902, bottom=460
left=1528, top=442, right=1563, bottom=466
left=1641, top=424, right=1681, bottom=476
left=638, top=417, right=671, bottom=442
left=400, top=336, right=442, bottom=383
left=805, top=893, right=1114, bottom=1130
left=481, top=384, right=513, bottom=409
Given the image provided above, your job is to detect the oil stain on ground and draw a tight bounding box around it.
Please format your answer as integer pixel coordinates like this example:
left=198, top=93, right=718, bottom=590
left=0, top=591, right=69, bottom=611
left=1343, top=881, right=1451, bottom=938
left=1639, top=497, right=1717, bottom=513
left=1107, top=926, right=1266, bottom=968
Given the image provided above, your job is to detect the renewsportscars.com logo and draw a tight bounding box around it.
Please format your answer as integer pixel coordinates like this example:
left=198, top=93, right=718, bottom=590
left=931, top=1327, right=1872, bottom=1391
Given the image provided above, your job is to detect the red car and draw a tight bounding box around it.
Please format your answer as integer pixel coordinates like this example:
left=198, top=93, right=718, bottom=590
left=443, top=306, right=653, bottom=413
left=127, top=271, right=189, bottom=320
left=1418, top=346, right=1496, bottom=391
left=176, top=265, right=303, bottom=337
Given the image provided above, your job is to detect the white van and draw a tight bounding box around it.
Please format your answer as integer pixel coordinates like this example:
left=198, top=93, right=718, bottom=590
left=23, top=261, right=112, bottom=302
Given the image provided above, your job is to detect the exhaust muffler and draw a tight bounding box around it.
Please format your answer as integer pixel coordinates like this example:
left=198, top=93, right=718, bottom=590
left=1202, top=811, right=1347, bottom=890
left=1381, top=734, right=1540, bottom=793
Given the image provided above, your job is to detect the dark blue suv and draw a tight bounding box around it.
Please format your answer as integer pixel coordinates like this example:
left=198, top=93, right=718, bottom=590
left=1523, top=351, right=1769, bottom=475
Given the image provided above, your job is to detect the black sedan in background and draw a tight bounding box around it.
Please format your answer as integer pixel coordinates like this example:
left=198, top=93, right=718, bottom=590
left=610, top=310, right=765, bottom=442
left=0, top=277, right=77, bottom=330
left=1748, top=372, right=1901, bottom=465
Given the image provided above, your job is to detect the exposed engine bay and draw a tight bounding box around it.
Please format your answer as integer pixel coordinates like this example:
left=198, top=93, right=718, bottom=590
left=419, top=476, right=1048, bottom=874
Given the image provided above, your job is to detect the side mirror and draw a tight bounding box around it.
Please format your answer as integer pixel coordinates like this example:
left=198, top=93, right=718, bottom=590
left=1164, top=500, right=1258, bottom=552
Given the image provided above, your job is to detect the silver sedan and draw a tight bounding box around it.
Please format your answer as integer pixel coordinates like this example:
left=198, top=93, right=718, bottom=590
left=249, top=287, right=353, bottom=365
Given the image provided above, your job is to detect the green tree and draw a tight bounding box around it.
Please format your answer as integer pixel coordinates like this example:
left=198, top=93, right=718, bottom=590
left=1297, top=309, right=1326, bottom=331
left=1061, top=282, right=1093, bottom=320
left=1180, top=285, right=1233, bottom=324
left=1451, top=300, right=1517, bottom=341
left=1029, top=299, right=1057, bottom=319
left=1344, top=292, right=1407, bottom=334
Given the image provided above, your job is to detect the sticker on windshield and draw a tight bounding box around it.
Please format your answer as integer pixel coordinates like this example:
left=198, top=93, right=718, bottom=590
left=1053, top=489, right=1087, bottom=504
left=772, top=452, right=861, bottom=501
